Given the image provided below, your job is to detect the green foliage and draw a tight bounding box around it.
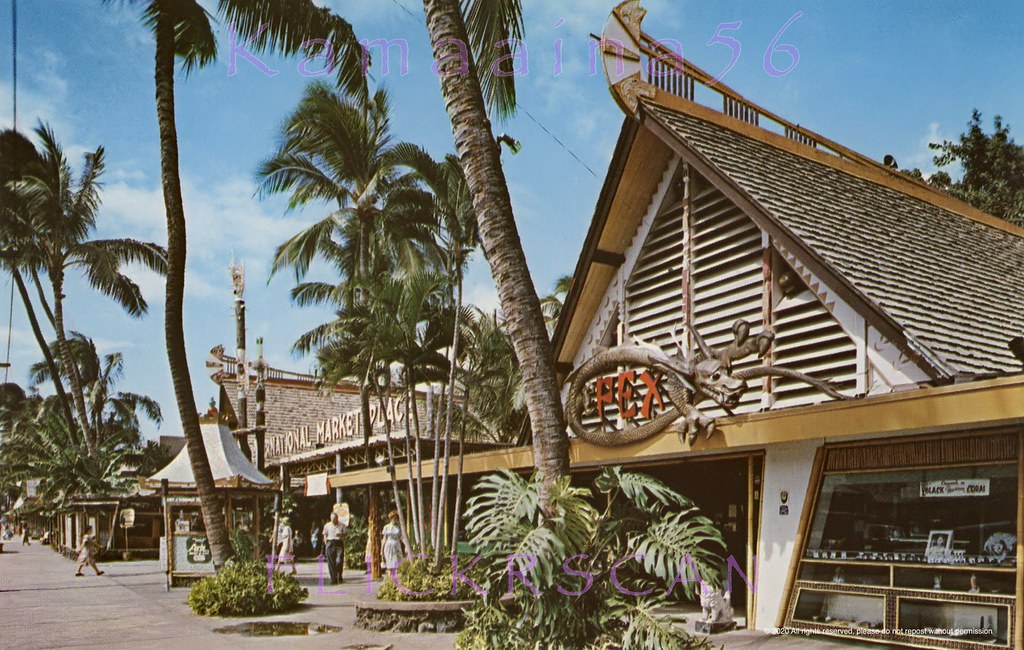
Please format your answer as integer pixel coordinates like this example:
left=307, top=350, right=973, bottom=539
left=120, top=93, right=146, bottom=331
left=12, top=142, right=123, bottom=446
left=377, top=554, right=486, bottom=602
left=187, top=560, right=308, bottom=616
left=341, top=514, right=369, bottom=570
left=230, top=528, right=255, bottom=562
left=908, top=110, right=1024, bottom=226
left=455, top=468, right=726, bottom=650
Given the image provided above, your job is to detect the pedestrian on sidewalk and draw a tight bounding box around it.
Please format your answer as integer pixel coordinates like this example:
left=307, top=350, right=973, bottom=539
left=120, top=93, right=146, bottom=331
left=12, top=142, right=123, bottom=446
left=75, top=526, right=104, bottom=577
left=322, top=511, right=346, bottom=584
left=381, top=511, right=401, bottom=572
left=277, top=517, right=297, bottom=576
left=310, top=520, right=321, bottom=559
left=21, top=524, right=30, bottom=546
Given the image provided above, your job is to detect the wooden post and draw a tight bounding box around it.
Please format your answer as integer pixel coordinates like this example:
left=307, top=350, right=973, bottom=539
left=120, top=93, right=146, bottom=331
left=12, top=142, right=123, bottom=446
left=746, top=454, right=755, bottom=629
left=161, top=479, right=170, bottom=590
left=368, top=485, right=381, bottom=579
left=1015, top=430, right=1022, bottom=650
left=335, top=452, right=343, bottom=504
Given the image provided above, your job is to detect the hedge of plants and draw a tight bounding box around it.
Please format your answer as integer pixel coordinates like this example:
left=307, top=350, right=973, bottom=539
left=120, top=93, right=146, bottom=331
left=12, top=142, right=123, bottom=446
left=187, top=560, right=308, bottom=616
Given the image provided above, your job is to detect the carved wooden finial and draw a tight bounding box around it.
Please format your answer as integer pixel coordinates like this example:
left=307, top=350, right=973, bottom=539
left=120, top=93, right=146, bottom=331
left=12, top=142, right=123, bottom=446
left=601, top=1, right=655, bottom=117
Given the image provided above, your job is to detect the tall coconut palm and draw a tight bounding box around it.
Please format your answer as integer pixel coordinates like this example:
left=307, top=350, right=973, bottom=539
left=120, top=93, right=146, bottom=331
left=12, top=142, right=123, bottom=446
left=17, top=124, right=166, bottom=457
left=419, top=0, right=570, bottom=490
left=28, top=333, right=163, bottom=446
left=394, top=148, right=479, bottom=557
left=0, top=130, right=75, bottom=430
left=259, top=83, right=436, bottom=568
left=114, top=0, right=368, bottom=568
left=2, top=338, right=163, bottom=509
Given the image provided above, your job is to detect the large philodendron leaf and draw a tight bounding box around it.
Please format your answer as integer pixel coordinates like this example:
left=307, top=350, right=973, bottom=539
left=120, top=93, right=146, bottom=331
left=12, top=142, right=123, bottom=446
left=595, top=466, right=695, bottom=513
left=632, top=509, right=727, bottom=599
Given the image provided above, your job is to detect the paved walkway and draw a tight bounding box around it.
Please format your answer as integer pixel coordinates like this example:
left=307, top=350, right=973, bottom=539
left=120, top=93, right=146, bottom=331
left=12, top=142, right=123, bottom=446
left=0, top=543, right=888, bottom=649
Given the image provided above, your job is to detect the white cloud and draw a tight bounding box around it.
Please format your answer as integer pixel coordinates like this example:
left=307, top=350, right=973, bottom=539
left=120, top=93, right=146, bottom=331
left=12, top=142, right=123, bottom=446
left=899, top=121, right=956, bottom=178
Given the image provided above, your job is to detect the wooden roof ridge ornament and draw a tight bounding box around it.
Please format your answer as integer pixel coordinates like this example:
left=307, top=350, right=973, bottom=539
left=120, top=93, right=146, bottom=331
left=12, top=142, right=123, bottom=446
left=564, top=318, right=852, bottom=447
left=602, top=0, right=655, bottom=115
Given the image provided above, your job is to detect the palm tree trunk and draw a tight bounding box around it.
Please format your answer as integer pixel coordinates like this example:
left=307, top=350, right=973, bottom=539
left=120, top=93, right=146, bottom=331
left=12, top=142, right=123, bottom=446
left=377, top=388, right=412, bottom=558
left=409, top=375, right=426, bottom=554
left=153, top=14, right=231, bottom=569
left=50, top=271, right=96, bottom=456
left=421, top=0, right=570, bottom=496
left=401, top=371, right=420, bottom=552
left=30, top=269, right=55, bottom=327
left=10, top=269, right=76, bottom=434
left=450, top=384, right=470, bottom=550
left=427, top=383, right=440, bottom=551
left=359, top=382, right=381, bottom=578
left=435, top=270, right=462, bottom=563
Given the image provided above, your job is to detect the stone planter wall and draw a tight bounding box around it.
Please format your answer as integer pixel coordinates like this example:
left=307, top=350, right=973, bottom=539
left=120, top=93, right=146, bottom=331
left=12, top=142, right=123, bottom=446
left=355, top=599, right=475, bottom=633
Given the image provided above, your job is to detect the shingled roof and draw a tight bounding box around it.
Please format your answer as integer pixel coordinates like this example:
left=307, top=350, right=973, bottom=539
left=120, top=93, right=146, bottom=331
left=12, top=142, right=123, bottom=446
left=641, top=100, right=1024, bottom=377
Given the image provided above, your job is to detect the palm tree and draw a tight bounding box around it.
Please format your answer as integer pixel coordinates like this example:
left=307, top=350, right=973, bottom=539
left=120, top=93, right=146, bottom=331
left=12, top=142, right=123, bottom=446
left=541, top=274, right=573, bottom=335
left=394, top=147, right=479, bottom=557
left=2, top=338, right=163, bottom=510
left=260, top=83, right=437, bottom=567
left=449, top=308, right=525, bottom=548
left=419, top=0, right=570, bottom=491
left=0, top=130, right=76, bottom=430
left=115, top=0, right=368, bottom=568
left=28, top=333, right=163, bottom=447
left=17, top=124, right=166, bottom=457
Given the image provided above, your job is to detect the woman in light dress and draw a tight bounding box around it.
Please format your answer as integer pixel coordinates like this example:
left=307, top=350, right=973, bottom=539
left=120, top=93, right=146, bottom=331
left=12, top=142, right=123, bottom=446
left=381, top=511, right=402, bottom=571
left=277, top=517, right=297, bottom=575
left=75, top=525, right=104, bottom=577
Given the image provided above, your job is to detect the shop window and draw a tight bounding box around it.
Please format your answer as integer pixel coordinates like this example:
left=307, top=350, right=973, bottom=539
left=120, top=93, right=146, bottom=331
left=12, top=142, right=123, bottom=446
left=784, top=434, right=1019, bottom=649
left=805, top=464, right=1016, bottom=567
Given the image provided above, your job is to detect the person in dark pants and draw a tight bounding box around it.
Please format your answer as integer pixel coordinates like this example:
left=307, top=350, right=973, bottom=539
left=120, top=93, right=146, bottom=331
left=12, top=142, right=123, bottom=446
left=322, top=511, right=346, bottom=584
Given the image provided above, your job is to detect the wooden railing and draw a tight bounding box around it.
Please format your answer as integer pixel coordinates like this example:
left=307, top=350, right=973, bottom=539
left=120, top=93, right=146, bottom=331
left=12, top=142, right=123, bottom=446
left=636, top=32, right=879, bottom=168
left=216, top=352, right=316, bottom=383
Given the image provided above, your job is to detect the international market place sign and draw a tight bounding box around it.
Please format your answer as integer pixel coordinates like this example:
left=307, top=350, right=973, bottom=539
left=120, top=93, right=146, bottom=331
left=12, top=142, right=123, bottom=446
left=264, top=394, right=407, bottom=458
left=920, top=478, right=990, bottom=497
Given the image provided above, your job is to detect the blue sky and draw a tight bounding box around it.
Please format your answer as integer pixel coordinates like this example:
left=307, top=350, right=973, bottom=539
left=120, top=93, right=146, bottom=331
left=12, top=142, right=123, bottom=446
left=1, top=1, right=1022, bottom=440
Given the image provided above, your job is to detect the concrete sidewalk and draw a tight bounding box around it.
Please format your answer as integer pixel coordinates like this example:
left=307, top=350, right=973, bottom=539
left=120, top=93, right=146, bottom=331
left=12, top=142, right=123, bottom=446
left=0, top=543, right=884, bottom=649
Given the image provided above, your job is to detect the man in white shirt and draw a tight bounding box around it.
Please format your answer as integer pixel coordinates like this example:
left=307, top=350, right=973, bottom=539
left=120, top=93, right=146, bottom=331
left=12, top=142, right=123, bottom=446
left=322, top=511, right=347, bottom=584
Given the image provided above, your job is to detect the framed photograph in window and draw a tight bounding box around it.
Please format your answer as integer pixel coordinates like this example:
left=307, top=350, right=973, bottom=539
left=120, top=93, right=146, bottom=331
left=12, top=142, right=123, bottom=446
left=925, top=530, right=952, bottom=558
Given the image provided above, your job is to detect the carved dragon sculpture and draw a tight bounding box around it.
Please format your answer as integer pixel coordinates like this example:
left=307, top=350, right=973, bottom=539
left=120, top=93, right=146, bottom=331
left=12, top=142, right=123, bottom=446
left=565, top=319, right=850, bottom=446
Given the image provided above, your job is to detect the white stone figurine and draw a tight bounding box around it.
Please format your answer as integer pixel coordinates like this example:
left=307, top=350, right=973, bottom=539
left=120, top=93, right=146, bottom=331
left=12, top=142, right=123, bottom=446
left=699, top=585, right=734, bottom=625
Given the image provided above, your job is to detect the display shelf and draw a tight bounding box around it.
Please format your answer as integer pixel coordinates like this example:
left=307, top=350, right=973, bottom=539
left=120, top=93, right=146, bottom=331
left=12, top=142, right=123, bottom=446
left=798, top=561, right=889, bottom=587
left=792, top=588, right=885, bottom=630
left=800, top=557, right=1015, bottom=573
left=896, top=596, right=1009, bottom=646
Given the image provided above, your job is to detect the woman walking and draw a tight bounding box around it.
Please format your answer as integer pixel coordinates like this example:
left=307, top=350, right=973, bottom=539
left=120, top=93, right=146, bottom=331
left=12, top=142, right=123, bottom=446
left=381, top=511, right=402, bottom=572
left=277, top=517, right=297, bottom=575
left=75, top=526, right=104, bottom=577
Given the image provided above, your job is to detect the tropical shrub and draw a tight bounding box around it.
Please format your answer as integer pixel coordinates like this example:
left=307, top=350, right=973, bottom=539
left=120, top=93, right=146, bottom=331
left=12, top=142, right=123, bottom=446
left=455, top=468, right=726, bottom=650
left=377, top=554, right=487, bottom=602
left=187, top=560, right=308, bottom=616
left=344, top=514, right=368, bottom=570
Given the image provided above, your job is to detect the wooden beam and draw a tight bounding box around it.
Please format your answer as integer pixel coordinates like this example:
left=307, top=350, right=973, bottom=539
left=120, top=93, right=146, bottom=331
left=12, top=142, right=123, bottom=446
left=329, top=375, right=1024, bottom=488
left=592, top=249, right=626, bottom=267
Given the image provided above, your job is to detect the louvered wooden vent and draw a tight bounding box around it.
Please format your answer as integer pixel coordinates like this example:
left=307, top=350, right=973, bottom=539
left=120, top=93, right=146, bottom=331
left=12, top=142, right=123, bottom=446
left=689, top=182, right=764, bottom=413
left=626, top=206, right=685, bottom=351
left=611, top=170, right=863, bottom=423
left=772, top=291, right=858, bottom=409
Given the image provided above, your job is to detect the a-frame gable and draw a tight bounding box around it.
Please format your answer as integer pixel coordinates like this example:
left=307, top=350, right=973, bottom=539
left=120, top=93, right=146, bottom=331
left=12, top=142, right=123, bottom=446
left=563, top=139, right=932, bottom=416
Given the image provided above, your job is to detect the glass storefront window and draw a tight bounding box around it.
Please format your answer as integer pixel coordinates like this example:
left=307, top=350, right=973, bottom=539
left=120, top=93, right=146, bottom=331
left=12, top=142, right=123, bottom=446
left=805, top=464, right=1017, bottom=567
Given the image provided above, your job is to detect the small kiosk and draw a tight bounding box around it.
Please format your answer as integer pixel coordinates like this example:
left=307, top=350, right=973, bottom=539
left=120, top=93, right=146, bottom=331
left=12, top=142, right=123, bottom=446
left=144, top=419, right=276, bottom=587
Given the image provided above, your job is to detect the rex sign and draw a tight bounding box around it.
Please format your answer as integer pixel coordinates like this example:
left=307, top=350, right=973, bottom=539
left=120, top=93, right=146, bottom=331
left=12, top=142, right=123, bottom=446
left=592, top=369, right=666, bottom=425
